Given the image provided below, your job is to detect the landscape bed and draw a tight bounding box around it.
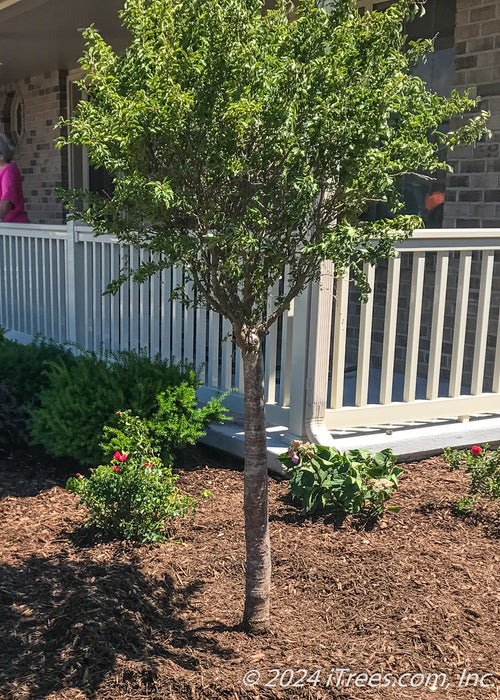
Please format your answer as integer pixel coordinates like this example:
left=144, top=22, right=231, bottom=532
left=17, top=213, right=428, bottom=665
left=0, top=447, right=498, bottom=700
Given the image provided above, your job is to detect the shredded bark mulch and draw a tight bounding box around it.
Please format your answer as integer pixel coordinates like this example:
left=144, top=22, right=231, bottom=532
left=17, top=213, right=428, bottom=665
left=0, top=446, right=499, bottom=699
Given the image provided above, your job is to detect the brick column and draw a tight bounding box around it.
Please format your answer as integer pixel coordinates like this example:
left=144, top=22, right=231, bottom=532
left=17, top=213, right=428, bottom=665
left=445, top=1, right=500, bottom=228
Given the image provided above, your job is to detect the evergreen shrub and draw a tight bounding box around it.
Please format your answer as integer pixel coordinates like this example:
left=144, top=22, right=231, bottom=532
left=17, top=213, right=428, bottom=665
left=31, top=349, right=227, bottom=466
left=0, top=382, right=31, bottom=457
left=0, top=335, right=75, bottom=407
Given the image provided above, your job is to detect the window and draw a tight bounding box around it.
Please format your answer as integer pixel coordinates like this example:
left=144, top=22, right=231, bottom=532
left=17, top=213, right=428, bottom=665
left=359, top=0, right=456, bottom=227
left=67, top=71, right=113, bottom=197
left=2, top=90, right=25, bottom=151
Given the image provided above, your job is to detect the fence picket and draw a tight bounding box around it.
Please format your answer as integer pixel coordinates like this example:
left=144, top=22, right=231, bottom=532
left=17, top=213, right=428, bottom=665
left=265, top=280, right=280, bottom=404
left=160, top=266, right=172, bottom=360
left=355, top=264, right=376, bottom=407
left=149, top=262, right=161, bottom=358
left=221, top=317, right=233, bottom=391
left=330, top=271, right=350, bottom=409
left=471, top=250, right=494, bottom=395
left=139, top=249, right=149, bottom=352
left=195, top=300, right=207, bottom=382
left=403, top=251, right=426, bottom=403
left=380, top=257, right=401, bottom=404
left=184, top=276, right=195, bottom=366
left=427, top=252, right=449, bottom=400
left=449, top=251, right=472, bottom=397
left=110, top=244, right=120, bottom=352
left=119, top=246, right=130, bottom=351
left=207, top=310, right=220, bottom=388
left=171, top=267, right=183, bottom=362
left=129, top=246, right=141, bottom=352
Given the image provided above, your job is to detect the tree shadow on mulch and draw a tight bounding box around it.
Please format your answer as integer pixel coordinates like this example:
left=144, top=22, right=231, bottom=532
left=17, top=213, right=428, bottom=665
left=271, top=491, right=382, bottom=531
left=0, top=554, right=235, bottom=699
left=418, top=500, right=500, bottom=539
left=0, top=445, right=79, bottom=499
left=176, top=443, right=244, bottom=473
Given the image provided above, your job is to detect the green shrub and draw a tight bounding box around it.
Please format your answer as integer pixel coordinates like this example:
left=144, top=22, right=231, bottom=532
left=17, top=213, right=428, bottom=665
left=443, top=444, right=500, bottom=512
left=0, top=335, right=75, bottom=407
left=278, top=441, right=402, bottom=516
left=147, top=384, right=229, bottom=463
left=66, top=411, right=201, bottom=542
left=0, top=382, right=31, bottom=457
left=31, top=349, right=227, bottom=466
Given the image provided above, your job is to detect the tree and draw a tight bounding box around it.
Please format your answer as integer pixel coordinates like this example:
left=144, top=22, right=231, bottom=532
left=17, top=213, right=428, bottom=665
left=58, top=0, right=488, bottom=633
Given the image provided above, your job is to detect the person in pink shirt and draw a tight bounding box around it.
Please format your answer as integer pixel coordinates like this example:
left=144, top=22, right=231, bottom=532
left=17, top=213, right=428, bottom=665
left=0, top=134, right=29, bottom=223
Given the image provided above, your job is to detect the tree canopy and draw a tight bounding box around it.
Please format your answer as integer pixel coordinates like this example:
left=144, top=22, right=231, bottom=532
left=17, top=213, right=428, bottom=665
left=59, top=0, right=488, bottom=341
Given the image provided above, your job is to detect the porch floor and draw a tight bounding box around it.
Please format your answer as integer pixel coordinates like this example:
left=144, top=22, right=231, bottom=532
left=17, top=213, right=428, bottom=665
left=204, top=367, right=498, bottom=473
left=204, top=412, right=500, bottom=473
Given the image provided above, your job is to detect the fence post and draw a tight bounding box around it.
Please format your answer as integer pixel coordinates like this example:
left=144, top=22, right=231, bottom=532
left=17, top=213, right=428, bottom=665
left=286, top=285, right=311, bottom=439
left=304, top=260, right=335, bottom=445
left=65, top=220, right=77, bottom=344
left=286, top=260, right=336, bottom=444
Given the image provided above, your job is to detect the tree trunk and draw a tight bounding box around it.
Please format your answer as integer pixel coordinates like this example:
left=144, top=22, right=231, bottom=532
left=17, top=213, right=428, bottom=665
left=242, top=342, right=271, bottom=634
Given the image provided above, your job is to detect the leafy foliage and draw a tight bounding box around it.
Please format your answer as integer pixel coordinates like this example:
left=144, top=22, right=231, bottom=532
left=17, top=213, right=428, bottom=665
left=443, top=444, right=500, bottom=512
left=0, top=336, right=75, bottom=452
left=147, top=384, right=230, bottom=463
left=67, top=411, right=200, bottom=542
left=31, top=349, right=226, bottom=466
left=278, top=441, right=402, bottom=516
left=57, top=0, right=489, bottom=333
left=0, top=336, right=75, bottom=408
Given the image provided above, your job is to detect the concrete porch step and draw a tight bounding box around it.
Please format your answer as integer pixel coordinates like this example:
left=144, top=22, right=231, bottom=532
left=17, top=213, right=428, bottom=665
left=203, top=413, right=500, bottom=474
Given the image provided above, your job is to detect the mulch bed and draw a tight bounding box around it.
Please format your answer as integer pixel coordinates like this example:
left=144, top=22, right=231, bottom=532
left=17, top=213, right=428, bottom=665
left=0, top=446, right=499, bottom=700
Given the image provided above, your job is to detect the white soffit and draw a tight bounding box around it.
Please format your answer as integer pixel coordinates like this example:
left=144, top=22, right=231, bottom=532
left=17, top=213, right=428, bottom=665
left=0, top=0, right=129, bottom=83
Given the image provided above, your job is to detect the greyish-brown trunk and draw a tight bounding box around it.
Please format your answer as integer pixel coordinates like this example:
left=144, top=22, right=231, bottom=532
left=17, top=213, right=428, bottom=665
left=242, top=342, right=271, bottom=634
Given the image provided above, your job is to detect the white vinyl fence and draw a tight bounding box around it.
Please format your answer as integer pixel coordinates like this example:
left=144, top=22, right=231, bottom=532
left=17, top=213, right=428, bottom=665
left=1, top=222, right=500, bottom=441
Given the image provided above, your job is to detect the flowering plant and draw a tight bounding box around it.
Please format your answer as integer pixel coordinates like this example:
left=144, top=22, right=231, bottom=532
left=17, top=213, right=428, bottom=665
left=286, top=440, right=316, bottom=465
left=278, top=442, right=402, bottom=516
left=66, top=410, right=199, bottom=542
left=443, top=443, right=500, bottom=511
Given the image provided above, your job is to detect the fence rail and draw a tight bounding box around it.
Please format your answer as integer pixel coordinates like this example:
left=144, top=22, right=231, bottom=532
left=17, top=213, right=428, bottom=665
left=1, top=222, right=500, bottom=441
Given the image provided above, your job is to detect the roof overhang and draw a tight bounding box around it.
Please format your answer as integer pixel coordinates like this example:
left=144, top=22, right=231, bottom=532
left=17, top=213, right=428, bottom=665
left=0, top=0, right=129, bottom=84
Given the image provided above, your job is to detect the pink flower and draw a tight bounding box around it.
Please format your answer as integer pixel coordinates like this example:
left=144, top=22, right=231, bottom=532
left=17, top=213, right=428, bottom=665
left=113, top=466, right=121, bottom=473
left=144, top=462, right=153, bottom=469
left=291, top=455, right=299, bottom=465
left=471, top=445, right=482, bottom=456
left=113, top=451, right=128, bottom=462
left=76, top=473, right=82, bottom=478
left=115, top=411, right=121, bottom=415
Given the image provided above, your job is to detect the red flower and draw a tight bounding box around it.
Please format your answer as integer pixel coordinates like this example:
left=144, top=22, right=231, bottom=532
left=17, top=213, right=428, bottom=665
left=113, top=466, right=121, bottom=473
left=115, top=411, right=121, bottom=415
left=144, top=462, right=153, bottom=469
left=76, top=473, right=82, bottom=478
left=113, top=451, right=128, bottom=462
left=471, top=445, right=482, bottom=456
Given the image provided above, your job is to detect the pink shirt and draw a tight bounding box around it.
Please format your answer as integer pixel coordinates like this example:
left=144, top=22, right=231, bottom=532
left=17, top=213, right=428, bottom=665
left=0, top=162, right=29, bottom=223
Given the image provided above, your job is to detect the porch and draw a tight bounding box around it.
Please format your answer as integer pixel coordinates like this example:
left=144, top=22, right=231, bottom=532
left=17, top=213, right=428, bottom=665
left=1, top=222, right=500, bottom=469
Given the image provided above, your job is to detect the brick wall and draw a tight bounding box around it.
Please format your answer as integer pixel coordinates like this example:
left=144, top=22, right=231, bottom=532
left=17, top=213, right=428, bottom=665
left=444, top=0, right=500, bottom=227
left=0, top=70, right=68, bottom=225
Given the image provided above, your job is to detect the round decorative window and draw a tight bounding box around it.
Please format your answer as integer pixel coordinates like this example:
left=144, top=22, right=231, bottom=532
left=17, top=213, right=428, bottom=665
left=3, top=91, right=25, bottom=149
